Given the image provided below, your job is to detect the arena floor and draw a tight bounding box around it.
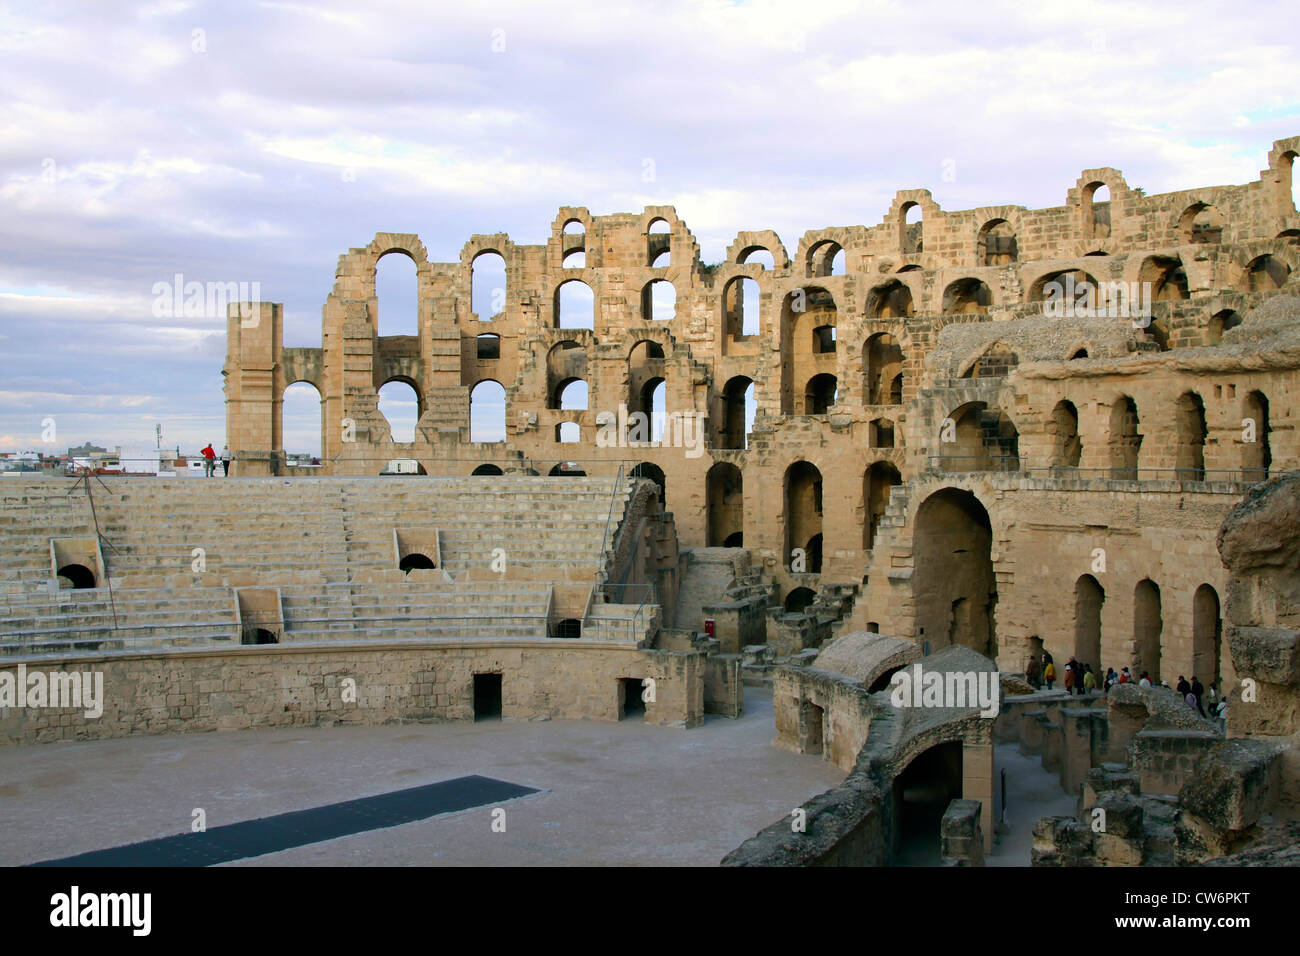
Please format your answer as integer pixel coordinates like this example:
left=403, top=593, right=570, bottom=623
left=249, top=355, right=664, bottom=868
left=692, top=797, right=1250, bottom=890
left=0, top=687, right=848, bottom=867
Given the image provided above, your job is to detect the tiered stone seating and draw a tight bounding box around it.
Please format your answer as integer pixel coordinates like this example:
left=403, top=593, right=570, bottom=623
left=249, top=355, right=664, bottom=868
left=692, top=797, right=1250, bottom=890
left=0, top=476, right=643, bottom=658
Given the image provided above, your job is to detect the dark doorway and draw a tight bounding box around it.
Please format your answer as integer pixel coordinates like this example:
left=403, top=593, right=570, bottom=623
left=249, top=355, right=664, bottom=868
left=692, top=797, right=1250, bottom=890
left=473, top=673, right=503, bottom=721
left=893, top=741, right=964, bottom=866
left=399, top=553, right=436, bottom=574
left=57, top=563, right=96, bottom=589
left=556, top=618, right=582, bottom=639
left=620, top=678, right=646, bottom=719
left=241, top=628, right=278, bottom=645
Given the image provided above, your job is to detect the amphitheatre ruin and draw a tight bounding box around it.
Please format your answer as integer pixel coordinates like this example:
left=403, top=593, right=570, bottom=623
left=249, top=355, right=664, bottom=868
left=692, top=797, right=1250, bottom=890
left=2, top=136, right=1299, bottom=867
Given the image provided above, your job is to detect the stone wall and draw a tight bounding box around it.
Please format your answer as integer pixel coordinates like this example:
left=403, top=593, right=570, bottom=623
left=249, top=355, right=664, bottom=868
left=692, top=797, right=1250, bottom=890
left=0, top=640, right=709, bottom=746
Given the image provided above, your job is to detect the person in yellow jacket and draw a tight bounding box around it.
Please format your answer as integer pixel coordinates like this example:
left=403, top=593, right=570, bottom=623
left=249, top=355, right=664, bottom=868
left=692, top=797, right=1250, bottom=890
left=1043, top=654, right=1057, bottom=690
left=1083, top=665, right=1097, bottom=694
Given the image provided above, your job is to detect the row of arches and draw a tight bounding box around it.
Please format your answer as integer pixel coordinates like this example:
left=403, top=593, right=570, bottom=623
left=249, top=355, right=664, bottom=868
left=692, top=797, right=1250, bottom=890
left=371, top=247, right=1290, bottom=339
left=1068, top=575, right=1223, bottom=686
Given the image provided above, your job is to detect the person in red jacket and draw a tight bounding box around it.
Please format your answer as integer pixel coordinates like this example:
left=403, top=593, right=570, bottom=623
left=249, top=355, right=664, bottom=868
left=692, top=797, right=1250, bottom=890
left=200, top=443, right=216, bottom=477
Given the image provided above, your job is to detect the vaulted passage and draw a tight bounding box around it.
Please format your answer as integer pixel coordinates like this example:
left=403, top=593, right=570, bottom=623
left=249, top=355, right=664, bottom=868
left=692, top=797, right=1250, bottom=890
left=707, top=462, right=743, bottom=547
left=913, top=489, right=995, bottom=658
left=942, top=402, right=1019, bottom=473
left=893, top=741, right=963, bottom=866
left=718, top=376, right=754, bottom=450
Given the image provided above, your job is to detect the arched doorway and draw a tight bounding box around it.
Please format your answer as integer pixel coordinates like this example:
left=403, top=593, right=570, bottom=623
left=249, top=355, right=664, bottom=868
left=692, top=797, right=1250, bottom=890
left=630, top=462, right=665, bottom=507
left=913, top=489, right=995, bottom=658
left=784, top=461, right=823, bottom=572
left=1134, top=579, right=1162, bottom=680
left=893, top=741, right=964, bottom=866
left=863, top=461, right=901, bottom=551
left=1193, top=584, right=1222, bottom=688
left=706, top=462, right=743, bottom=547
left=1074, top=574, right=1104, bottom=672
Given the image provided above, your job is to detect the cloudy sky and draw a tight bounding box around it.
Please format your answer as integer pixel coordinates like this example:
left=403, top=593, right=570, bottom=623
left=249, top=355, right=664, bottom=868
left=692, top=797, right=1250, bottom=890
left=1, top=0, right=1296, bottom=458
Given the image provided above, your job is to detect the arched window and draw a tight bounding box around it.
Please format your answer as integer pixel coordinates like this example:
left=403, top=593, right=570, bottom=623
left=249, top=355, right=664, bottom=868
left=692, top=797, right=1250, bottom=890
left=942, top=278, right=992, bottom=315
left=470, top=380, right=506, bottom=443
left=375, top=252, right=418, bottom=336
left=378, top=380, right=420, bottom=443
left=978, top=219, right=1017, bottom=265
left=739, top=247, right=775, bottom=269
left=648, top=217, right=671, bottom=267
left=556, top=280, right=594, bottom=330
left=642, top=279, right=676, bottom=322
left=471, top=251, right=506, bottom=320
left=1246, top=255, right=1291, bottom=292
left=864, top=332, right=904, bottom=404
left=804, top=374, right=837, bottom=414
left=282, top=381, right=323, bottom=459
left=719, top=376, right=755, bottom=450
left=901, top=202, right=923, bottom=254
left=1083, top=183, right=1111, bottom=239
left=723, top=276, right=761, bottom=338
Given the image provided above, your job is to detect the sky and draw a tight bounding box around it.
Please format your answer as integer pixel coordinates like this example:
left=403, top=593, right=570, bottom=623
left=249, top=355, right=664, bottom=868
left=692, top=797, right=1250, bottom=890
left=1, top=0, right=1296, bottom=459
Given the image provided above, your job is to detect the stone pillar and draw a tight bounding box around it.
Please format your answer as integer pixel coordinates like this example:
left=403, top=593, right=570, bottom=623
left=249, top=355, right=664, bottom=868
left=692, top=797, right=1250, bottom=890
left=223, top=301, right=283, bottom=476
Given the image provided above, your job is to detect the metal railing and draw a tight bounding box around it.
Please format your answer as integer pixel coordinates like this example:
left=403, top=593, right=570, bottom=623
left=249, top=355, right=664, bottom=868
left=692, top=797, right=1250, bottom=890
left=595, top=463, right=626, bottom=577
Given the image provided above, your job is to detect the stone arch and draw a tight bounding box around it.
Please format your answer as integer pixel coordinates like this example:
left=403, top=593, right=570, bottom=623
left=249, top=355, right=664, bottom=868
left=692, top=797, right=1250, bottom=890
left=867, top=279, right=915, bottom=318
left=378, top=377, right=421, bottom=443
left=1081, top=181, right=1112, bottom=239
left=1193, top=583, right=1222, bottom=689
left=555, top=279, right=594, bottom=329
left=863, top=460, right=901, bottom=551
left=469, top=379, right=506, bottom=443
left=718, top=375, right=755, bottom=450
left=913, top=488, right=996, bottom=657
left=1208, top=309, right=1241, bottom=345
left=892, top=739, right=964, bottom=866
left=784, top=460, right=823, bottom=572
left=1108, top=396, right=1142, bottom=479
left=470, top=250, right=507, bottom=321
left=375, top=250, right=420, bottom=337
left=707, top=462, right=744, bottom=547
left=941, top=277, right=993, bottom=315
left=1026, top=268, right=1100, bottom=305
left=1049, top=400, right=1081, bottom=469
left=472, top=464, right=503, bottom=476
left=1174, top=391, right=1207, bottom=481
left=959, top=343, right=1019, bottom=379
left=642, top=279, right=676, bottom=321
left=1134, top=579, right=1163, bottom=680
left=281, top=380, right=323, bottom=459
left=630, top=462, right=666, bottom=507
left=942, top=402, right=1019, bottom=473
left=1179, top=202, right=1224, bottom=245
left=1242, top=389, right=1271, bottom=481
left=1245, top=254, right=1291, bottom=292
left=804, top=373, right=838, bottom=414
left=646, top=215, right=672, bottom=268
left=723, top=275, right=761, bottom=339
left=806, top=238, right=845, bottom=278
left=546, top=341, right=587, bottom=408
left=1139, top=255, right=1190, bottom=301
left=977, top=218, right=1018, bottom=265
left=1074, top=574, right=1104, bottom=671
left=785, top=587, right=817, bottom=613
left=57, top=563, right=96, bottom=589
left=864, top=331, right=904, bottom=405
